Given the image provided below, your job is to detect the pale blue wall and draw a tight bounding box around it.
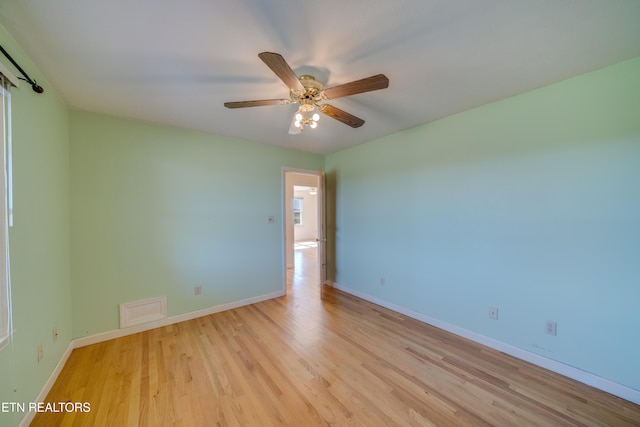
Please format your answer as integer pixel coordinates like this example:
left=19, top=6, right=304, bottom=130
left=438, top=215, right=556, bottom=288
left=325, top=57, right=640, bottom=391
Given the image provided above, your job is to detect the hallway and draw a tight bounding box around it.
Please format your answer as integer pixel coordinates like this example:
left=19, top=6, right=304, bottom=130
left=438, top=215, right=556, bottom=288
left=290, top=240, right=318, bottom=292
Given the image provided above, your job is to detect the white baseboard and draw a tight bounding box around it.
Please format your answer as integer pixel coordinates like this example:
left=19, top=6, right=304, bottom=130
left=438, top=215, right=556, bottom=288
left=18, top=344, right=75, bottom=427
left=18, top=290, right=284, bottom=427
left=331, top=282, right=640, bottom=405
left=20, top=283, right=638, bottom=427
left=73, top=290, right=284, bottom=348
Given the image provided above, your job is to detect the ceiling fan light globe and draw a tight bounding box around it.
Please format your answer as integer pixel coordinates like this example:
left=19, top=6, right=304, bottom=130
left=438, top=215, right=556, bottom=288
left=294, top=121, right=301, bottom=128
left=295, top=113, right=303, bottom=121
left=310, top=121, right=317, bottom=129
left=312, top=113, right=320, bottom=121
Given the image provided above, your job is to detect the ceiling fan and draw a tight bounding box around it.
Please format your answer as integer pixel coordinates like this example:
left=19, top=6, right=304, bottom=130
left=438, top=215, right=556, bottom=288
left=224, top=52, right=389, bottom=133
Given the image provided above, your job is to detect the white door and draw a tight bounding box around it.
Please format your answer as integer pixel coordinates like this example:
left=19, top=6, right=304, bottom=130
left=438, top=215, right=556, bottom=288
left=316, top=168, right=327, bottom=299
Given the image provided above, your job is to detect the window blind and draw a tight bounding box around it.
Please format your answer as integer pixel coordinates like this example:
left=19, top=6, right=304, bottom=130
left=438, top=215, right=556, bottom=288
left=0, top=69, right=15, bottom=351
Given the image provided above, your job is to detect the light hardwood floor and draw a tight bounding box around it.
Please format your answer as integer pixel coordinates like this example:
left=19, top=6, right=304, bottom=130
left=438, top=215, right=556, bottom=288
left=32, top=245, right=640, bottom=426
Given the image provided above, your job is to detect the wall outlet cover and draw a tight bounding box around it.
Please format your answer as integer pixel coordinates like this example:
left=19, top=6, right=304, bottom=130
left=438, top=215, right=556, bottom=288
left=545, top=320, right=557, bottom=336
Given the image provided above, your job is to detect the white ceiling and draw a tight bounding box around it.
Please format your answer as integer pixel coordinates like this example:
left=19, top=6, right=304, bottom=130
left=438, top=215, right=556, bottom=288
left=1, top=1, right=639, bottom=154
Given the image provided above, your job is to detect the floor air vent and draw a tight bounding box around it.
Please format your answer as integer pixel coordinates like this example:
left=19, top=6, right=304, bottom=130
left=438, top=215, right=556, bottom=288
left=119, top=296, right=167, bottom=328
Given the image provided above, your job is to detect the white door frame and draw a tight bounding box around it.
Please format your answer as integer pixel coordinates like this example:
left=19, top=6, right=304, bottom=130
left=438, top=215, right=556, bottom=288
left=282, top=167, right=323, bottom=294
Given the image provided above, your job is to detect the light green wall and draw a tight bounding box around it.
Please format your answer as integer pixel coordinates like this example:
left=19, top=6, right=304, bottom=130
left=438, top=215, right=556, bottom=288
left=0, top=25, right=72, bottom=426
left=325, top=57, right=640, bottom=391
left=2, top=20, right=639, bottom=426
left=69, top=111, right=323, bottom=337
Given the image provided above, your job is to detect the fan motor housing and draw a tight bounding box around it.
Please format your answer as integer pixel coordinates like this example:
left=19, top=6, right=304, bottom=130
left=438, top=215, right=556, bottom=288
left=291, top=75, right=324, bottom=104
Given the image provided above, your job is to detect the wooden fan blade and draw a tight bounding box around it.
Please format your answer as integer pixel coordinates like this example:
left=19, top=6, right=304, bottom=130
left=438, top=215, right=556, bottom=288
left=224, top=99, right=289, bottom=108
left=323, top=74, right=389, bottom=100
left=258, top=52, right=304, bottom=91
left=319, top=104, right=365, bottom=128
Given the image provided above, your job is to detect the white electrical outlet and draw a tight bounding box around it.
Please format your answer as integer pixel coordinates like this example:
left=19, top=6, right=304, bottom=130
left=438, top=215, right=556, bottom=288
left=380, top=277, right=385, bottom=286
left=52, top=327, right=58, bottom=343
left=37, top=344, right=44, bottom=362
left=194, top=285, right=202, bottom=296
left=489, top=307, right=499, bottom=320
left=545, top=320, right=557, bottom=336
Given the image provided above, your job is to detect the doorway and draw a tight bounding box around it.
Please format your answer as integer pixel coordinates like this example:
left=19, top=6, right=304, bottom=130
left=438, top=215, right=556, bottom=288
left=292, top=185, right=318, bottom=292
left=283, top=169, right=323, bottom=297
